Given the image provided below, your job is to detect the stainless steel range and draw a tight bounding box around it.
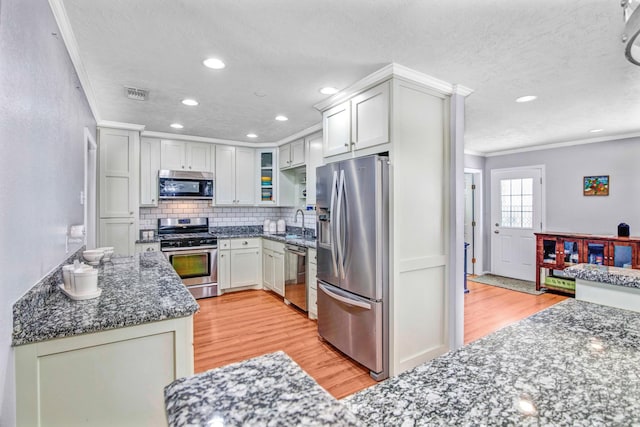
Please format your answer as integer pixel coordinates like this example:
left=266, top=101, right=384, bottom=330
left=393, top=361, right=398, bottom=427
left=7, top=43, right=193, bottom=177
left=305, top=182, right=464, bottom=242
left=158, top=218, right=218, bottom=299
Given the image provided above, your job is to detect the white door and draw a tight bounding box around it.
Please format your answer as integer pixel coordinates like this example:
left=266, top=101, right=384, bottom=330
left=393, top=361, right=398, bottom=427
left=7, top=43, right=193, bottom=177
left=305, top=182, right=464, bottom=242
left=491, top=168, right=542, bottom=281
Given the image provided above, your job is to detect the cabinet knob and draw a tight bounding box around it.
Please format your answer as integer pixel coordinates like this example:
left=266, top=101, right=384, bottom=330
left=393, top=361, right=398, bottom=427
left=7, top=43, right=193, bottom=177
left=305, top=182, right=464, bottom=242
left=189, top=166, right=192, bottom=169
left=151, top=199, right=155, bottom=202
left=130, top=211, right=134, bottom=215
left=494, top=230, right=499, bottom=234
left=243, top=241, right=248, bottom=245
left=182, top=165, right=185, bottom=169
left=221, top=254, right=225, bottom=258
left=344, top=143, right=349, bottom=147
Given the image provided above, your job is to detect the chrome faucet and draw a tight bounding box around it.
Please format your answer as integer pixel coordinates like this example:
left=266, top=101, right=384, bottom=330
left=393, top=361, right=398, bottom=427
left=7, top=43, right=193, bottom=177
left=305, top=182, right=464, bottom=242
left=295, top=208, right=305, bottom=238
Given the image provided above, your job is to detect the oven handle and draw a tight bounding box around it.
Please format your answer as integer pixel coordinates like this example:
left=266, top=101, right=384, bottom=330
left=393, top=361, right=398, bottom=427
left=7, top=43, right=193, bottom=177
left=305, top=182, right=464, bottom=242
left=161, top=245, right=217, bottom=253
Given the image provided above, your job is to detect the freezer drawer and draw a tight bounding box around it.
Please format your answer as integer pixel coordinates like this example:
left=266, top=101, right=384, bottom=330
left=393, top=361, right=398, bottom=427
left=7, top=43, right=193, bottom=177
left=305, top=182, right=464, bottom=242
left=317, top=282, right=383, bottom=374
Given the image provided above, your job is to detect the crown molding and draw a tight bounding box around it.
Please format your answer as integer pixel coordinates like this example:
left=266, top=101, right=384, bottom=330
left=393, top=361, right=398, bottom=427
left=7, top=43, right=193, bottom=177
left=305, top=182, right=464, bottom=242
left=140, top=130, right=277, bottom=147
left=48, top=0, right=101, bottom=122
left=483, top=131, right=640, bottom=157
left=313, top=63, right=474, bottom=112
left=463, top=149, right=485, bottom=157
left=98, top=121, right=145, bottom=131
left=274, top=122, right=322, bottom=146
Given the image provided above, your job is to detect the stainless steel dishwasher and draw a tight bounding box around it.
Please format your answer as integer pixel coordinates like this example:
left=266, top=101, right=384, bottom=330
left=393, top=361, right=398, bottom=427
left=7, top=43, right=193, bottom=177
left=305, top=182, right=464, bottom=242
left=284, top=244, right=307, bottom=311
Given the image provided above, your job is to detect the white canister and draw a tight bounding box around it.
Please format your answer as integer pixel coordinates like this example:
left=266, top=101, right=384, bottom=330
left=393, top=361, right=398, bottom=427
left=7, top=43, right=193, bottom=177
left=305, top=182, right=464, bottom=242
left=268, top=221, right=277, bottom=234
left=62, top=265, right=75, bottom=290
left=263, top=219, right=271, bottom=233
left=277, top=219, right=286, bottom=233
left=73, top=267, right=98, bottom=295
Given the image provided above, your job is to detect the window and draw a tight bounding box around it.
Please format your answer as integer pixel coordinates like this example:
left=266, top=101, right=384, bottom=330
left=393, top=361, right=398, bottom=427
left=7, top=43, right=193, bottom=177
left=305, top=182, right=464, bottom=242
left=500, top=178, right=533, bottom=228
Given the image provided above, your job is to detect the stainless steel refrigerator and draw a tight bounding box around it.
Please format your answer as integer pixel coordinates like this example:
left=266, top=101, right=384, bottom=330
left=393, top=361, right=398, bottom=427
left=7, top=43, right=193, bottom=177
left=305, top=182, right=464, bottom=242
left=316, top=155, right=389, bottom=380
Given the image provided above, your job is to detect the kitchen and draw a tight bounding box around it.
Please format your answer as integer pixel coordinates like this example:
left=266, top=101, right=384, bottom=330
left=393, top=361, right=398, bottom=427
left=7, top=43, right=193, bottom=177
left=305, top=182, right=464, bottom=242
left=3, top=1, right=640, bottom=426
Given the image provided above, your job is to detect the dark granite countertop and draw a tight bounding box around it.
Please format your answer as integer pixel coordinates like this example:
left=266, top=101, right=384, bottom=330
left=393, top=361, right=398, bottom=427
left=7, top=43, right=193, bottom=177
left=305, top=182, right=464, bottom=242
left=164, top=299, right=640, bottom=425
left=12, top=252, right=199, bottom=346
left=564, top=263, right=640, bottom=289
left=345, top=298, right=640, bottom=425
left=164, top=351, right=360, bottom=427
left=210, top=226, right=317, bottom=249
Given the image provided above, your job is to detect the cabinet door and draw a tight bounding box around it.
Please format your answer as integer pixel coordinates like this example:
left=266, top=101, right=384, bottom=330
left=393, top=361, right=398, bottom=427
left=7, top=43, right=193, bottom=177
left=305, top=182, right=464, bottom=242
left=230, top=248, right=260, bottom=288
left=99, top=128, right=138, bottom=218
left=186, top=142, right=211, bottom=172
left=140, top=138, right=160, bottom=207
left=279, top=144, right=291, bottom=169
left=351, top=81, right=390, bottom=150
left=584, top=240, right=608, bottom=265
left=305, top=132, right=323, bottom=206
left=273, top=251, right=285, bottom=296
left=215, top=146, right=236, bottom=205
left=559, top=238, right=581, bottom=267
left=160, top=140, right=186, bottom=170
left=263, top=250, right=274, bottom=290
left=322, top=101, right=351, bottom=157
left=235, top=147, right=255, bottom=205
left=99, top=218, right=135, bottom=256
left=218, top=250, right=230, bottom=290
left=290, top=139, right=305, bottom=167
left=610, top=241, right=637, bottom=268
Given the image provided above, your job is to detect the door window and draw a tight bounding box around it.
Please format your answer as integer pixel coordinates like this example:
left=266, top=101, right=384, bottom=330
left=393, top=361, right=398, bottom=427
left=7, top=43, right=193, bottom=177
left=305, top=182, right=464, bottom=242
left=500, top=178, right=533, bottom=228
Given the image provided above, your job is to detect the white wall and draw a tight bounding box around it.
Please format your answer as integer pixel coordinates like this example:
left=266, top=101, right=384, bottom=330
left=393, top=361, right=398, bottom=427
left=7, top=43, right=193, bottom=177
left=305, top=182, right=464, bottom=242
left=483, top=137, right=640, bottom=271
left=0, top=0, right=96, bottom=424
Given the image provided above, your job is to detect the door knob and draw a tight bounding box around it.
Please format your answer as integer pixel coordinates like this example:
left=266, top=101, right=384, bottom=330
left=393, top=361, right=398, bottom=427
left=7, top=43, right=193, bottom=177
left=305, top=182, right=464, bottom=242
left=494, top=230, right=499, bottom=234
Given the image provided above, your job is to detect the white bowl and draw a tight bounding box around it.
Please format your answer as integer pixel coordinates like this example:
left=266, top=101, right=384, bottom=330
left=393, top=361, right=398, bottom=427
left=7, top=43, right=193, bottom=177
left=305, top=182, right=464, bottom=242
left=83, top=250, right=104, bottom=265
left=96, top=247, right=114, bottom=261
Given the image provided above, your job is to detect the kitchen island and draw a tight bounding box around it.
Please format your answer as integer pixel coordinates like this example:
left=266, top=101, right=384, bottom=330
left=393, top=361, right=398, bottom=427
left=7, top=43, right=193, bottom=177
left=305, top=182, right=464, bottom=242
left=165, top=299, right=640, bottom=426
left=13, top=250, right=199, bottom=427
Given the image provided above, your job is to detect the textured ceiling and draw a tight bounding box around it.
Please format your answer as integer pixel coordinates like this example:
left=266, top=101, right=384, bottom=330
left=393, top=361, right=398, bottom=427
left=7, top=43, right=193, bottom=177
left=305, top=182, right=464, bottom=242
left=60, top=0, right=640, bottom=153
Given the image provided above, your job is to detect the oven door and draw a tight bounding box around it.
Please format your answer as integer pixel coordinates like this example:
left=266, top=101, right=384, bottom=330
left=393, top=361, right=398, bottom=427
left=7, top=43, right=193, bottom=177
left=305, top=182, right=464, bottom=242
left=163, top=247, right=217, bottom=286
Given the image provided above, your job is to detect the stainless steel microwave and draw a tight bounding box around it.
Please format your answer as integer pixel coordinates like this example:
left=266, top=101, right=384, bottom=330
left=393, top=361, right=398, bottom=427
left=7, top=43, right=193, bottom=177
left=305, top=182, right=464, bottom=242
left=158, top=170, right=214, bottom=200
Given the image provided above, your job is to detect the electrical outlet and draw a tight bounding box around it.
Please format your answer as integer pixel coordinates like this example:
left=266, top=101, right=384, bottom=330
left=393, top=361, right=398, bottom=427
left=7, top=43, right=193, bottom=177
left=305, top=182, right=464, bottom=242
left=80, top=191, right=85, bottom=205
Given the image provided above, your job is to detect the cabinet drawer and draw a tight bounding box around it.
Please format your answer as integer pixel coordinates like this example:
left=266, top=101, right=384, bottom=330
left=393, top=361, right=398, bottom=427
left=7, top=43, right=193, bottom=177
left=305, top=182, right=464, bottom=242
left=308, top=248, right=317, bottom=265
left=263, top=239, right=285, bottom=253
left=135, top=243, right=160, bottom=254
left=218, top=240, right=231, bottom=250
left=231, top=238, right=260, bottom=249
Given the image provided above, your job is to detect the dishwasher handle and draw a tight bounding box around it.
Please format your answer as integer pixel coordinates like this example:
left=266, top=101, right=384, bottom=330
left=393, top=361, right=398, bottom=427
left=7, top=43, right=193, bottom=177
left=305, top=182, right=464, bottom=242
left=284, top=245, right=307, bottom=256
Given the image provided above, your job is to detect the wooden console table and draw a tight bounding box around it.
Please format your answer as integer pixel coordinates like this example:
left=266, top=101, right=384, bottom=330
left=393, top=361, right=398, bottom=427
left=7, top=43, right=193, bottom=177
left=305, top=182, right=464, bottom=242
left=535, top=232, right=640, bottom=294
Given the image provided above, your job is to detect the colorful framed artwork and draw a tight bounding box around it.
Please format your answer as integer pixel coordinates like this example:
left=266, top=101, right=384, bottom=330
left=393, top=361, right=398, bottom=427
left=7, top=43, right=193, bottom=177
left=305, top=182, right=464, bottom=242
left=583, top=175, right=609, bottom=196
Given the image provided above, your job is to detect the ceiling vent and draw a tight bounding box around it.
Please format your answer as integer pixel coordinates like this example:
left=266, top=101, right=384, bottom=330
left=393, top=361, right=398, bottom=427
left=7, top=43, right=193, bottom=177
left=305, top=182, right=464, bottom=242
left=124, top=86, right=149, bottom=101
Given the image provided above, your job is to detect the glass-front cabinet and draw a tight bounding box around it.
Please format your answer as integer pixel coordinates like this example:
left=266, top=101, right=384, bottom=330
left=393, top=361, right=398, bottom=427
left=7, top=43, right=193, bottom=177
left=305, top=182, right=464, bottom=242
left=538, top=236, right=582, bottom=269
left=257, top=149, right=276, bottom=205
left=611, top=241, right=637, bottom=268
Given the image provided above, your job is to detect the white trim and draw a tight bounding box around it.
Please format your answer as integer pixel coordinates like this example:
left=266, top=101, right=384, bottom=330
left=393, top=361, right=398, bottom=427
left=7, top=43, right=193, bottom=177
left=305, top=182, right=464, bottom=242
left=273, top=122, right=322, bottom=146
left=140, top=130, right=274, bottom=147
left=313, top=63, right=474, bottom=112
left=463, top=148, right=485, bottom=156
left=83, top=127, right=97, bottom=249
left=482, top=131, right=640, bottom=157
left=48, top=0, right=101, bottom=122
left=97, top=120, right=145, bottom=131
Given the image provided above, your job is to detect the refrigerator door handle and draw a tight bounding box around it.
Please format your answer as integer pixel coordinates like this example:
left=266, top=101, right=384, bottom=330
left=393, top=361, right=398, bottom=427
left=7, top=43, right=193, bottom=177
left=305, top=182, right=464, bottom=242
left=329, top=170, right=339, bottom=276
left=319, top=283, right=372, bottom=310
left=336, top=169, right=346, bottom=279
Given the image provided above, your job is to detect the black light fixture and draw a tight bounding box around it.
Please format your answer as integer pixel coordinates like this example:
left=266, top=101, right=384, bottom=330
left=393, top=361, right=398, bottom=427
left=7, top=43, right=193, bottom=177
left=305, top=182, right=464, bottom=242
left=622, top=0, right=640, bottom=65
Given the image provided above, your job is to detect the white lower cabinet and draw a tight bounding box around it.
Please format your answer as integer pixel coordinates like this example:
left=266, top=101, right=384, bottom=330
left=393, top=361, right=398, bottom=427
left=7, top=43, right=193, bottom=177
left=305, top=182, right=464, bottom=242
left=262, top=240, right=285, bottom=296
left=15, top=316, right=193, bottom=427
left=218, top=249, right=231, bottom=290
left=135, top=242, right=160, bottom=253
left=218, top=239, right=261, bottom=291
left=307, top=248, right=317, bottom=319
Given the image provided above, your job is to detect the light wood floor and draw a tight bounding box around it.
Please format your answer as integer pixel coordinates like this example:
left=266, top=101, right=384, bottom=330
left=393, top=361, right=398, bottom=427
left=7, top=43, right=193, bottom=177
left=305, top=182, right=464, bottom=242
left=193, top=281, right=568, bottom=399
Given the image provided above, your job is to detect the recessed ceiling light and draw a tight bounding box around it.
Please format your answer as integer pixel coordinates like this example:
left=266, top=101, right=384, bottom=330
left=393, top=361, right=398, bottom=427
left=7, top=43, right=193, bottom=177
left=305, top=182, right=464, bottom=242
left=203, top=58, right=225, bottom=69
left=515, top=95, right=537, bottom=103
left=320, top=87, right=339, bottom=95
left=170, top=123, right=184, bottom=129
left=275, top=115, right=288, bottom=121
left=247, top=133, right=258, bottom=138
left=182, top=98, right=198, bottom=106
left=589, top=128, right=604, bottom=133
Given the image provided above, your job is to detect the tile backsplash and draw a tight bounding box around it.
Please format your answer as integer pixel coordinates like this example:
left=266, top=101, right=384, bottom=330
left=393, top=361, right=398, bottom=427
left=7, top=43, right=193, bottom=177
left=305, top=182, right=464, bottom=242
left=140, top=201, right=316, bottom=234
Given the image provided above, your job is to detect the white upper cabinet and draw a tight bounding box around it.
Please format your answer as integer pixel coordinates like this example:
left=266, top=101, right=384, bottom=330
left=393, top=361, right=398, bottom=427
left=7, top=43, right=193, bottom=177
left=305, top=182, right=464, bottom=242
left=140, top=137, right=160, bottom=207
left=304, top=131, right=323, bottom=206
left=279, top=139, right=305, bottom=170
left=351, top=81, right=390, bottom=150
left=322, top=81, right=391, bottom=158
left=215, top=145, right=255, bottom=205
left=160, top=140, right=211, bottom=172
left=322, top=101, right=351, bottom=157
